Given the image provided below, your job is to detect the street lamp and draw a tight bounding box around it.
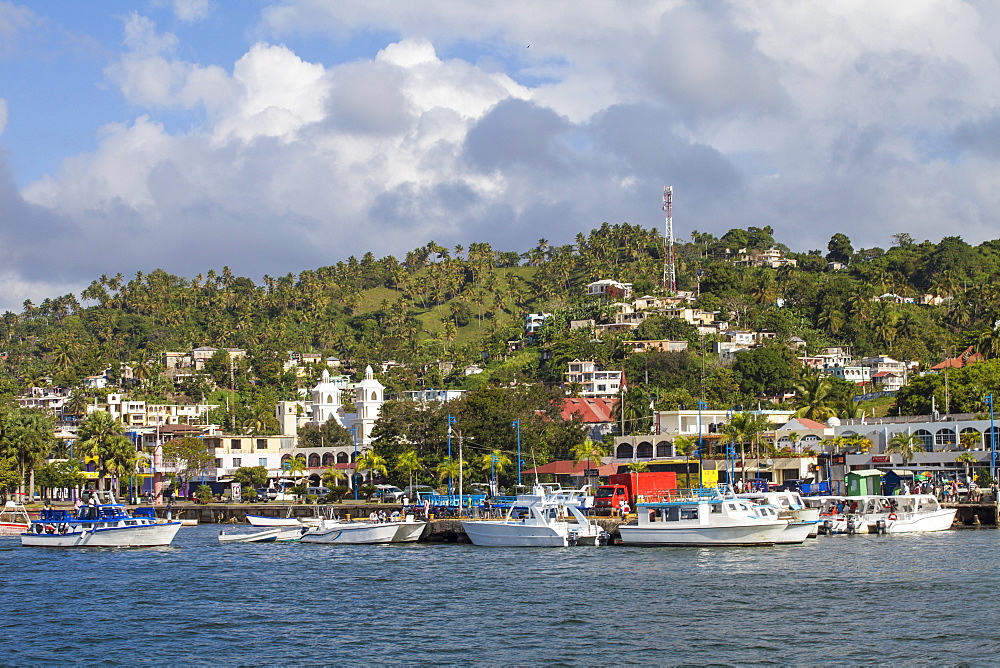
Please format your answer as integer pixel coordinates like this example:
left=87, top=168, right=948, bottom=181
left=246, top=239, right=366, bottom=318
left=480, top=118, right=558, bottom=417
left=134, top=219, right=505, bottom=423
left=697, top=400, right=707, bottom=489
left=446, top=414, right=457, bottom=495
left=511, top=419, right=522, bottom=486
left=350, top=426, right=358, bottom=501
left=986, top=394, right=996, bottom=483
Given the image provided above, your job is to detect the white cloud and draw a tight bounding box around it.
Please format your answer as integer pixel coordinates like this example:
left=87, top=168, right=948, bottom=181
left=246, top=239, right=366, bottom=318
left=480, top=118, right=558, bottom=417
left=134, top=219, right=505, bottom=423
left=0, top=98, right=7, bottom=136
left=7, top=1, right=1000, bottom=313
left=173, top=0, right=211, bottom=23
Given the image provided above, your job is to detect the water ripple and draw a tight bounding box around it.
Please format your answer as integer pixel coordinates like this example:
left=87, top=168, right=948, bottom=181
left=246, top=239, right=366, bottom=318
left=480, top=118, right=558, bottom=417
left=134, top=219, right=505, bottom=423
left=3, top=528, right=999, bottom=664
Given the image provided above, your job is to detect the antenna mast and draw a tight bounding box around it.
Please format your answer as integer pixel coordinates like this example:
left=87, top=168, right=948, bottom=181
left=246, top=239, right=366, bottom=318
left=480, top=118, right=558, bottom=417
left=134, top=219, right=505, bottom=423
left=662, top=185, right=676, bottom=294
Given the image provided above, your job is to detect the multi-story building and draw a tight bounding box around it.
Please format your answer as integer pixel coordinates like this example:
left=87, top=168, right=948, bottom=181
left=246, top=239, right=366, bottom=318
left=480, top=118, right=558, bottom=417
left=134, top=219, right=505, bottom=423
left=564, top=360, right=623, bottom=398
left=85, top=394, right=217, bottom=427
left=586, top=279, right=633, bottom=300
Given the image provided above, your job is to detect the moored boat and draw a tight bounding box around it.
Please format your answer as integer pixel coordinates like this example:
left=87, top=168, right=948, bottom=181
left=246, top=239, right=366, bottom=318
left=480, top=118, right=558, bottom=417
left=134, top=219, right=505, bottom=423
left=21, top=499, right=181, bottom=548
left=301, top=515, right=425, bottom=544
left=619, top=487, right=810, bottom=547
left=218, top=527, right=283, bottom=543
left=0, top=500, right=31, bottom=536
left=461, top=485, right=605, bottom=547
left=739, top=490, right=821, bottom=537
left=864, top=494, right=957, bottom=533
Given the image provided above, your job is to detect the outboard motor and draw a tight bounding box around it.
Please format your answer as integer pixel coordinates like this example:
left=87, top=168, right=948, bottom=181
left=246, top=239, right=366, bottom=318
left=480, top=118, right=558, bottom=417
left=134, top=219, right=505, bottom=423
left=821, top=519, right=833, bottom=536
left=846, top=518, right=857, bottom=535
left=567, top=530, right=579, bottom=547
left=875, top=519, right=887, bottom=535
left=597, top=530, right=611, bottom=546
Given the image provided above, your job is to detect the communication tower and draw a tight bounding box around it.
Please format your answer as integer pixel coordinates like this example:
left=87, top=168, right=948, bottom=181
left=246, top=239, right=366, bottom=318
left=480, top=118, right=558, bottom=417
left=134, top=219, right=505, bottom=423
left=662, top=185, right=676, bottom=294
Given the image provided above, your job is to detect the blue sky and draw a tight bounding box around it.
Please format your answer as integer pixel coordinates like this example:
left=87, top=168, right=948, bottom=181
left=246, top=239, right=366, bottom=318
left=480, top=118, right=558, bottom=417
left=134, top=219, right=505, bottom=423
left=2, top=0, right=1000, bottom=312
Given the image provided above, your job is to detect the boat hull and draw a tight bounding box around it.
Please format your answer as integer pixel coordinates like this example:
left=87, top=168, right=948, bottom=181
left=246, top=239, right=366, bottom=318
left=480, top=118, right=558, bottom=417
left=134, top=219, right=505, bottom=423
left=0, top=522, right=30, bottom=537
left=619, top=521, right=792, bottom=546
left=301, top=520, right=422, bottom=544
left=218, top=528, right=282, bottom=543
left=886, top=508, right=957, bottom=533
left=462, top=520, right=569, bottom=547
left=246, top=514, right=304, bottom=527
left=21, top=522, right=182, bottom=548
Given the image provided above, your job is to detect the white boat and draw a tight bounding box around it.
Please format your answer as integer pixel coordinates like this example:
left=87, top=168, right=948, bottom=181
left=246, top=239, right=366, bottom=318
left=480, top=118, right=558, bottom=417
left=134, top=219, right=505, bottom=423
left=218, top=528, right=283, bottom=543
left=803, top=496, right=870, bottom=535
left=21, top=497, right=181, bottom=548
left=0, top=501, right=31, bottom=536
left=245, top=514, right=309, bottom=527
left=739, top=491, right=821, bottom=537
left=461, top=486, right=604, bottom=547
left=301, top=516, right=425, bottom=544
left=618, top=487, right=812, bottom=546
left=245, top=506, right=335, bottom=527
left=863, top=494, right=957, bottom=533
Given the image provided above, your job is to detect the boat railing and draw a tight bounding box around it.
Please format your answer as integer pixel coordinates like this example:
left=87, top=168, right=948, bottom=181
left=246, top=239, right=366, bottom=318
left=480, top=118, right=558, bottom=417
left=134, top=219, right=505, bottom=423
left=39, top=508, right=72, bottom=521
left=637, top=486, right=736, bottom=504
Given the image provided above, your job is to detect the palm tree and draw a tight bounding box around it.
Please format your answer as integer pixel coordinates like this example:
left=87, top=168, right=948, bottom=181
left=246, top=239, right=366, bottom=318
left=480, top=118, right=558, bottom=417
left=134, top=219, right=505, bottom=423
left=625, top=461, right=649, bottom=473
left=956, top=452, right=978, bottom=481
left=571, top=438, right=609, bottom=481
left=355, top=450, right=388, bottom=485
left=0, top=407, right=55, bottom=498
left=395, top=449, right=422, bottom=494
left=478, top=449, right=512, bottom=495
left=435, top=457, right=460, bottom=491
left=77, top=410, right=133, bottom=492
left=960, top=430, right=982, bottom=451
left=288, top=455, right=309, bottom=487
left=785, top=431, right=801, bottom=453
left=794, top=372, right=836, bottom=421
left=886, top=432, right=924, bottom=466
left=672, top=434, right=699, bottom=488
left=321, top=466, right=347, bottom=489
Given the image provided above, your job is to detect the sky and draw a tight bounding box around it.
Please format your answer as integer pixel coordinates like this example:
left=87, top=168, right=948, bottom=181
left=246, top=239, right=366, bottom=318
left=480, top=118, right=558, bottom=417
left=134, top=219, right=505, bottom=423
left=2, top=1, right=1000, bottom=312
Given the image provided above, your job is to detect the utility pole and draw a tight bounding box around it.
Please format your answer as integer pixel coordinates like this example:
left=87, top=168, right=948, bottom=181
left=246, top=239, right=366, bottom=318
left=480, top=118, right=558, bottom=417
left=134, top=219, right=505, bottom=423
left=457, top=430, right=464, bottom=517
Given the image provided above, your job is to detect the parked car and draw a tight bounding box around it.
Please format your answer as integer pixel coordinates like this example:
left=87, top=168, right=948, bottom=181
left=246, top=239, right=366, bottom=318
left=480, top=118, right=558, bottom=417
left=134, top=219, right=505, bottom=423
left=373, top=484, right=404, bottom=502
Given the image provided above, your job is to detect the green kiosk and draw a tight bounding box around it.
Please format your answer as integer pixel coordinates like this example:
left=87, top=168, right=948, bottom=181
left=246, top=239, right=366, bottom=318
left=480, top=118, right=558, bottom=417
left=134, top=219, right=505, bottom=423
left=846, top=469, right=883, bottom=496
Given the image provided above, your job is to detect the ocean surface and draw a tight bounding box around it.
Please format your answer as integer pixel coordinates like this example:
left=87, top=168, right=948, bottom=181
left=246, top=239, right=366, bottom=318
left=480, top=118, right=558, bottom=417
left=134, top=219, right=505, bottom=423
left=3, top=524, right=997, bottom=665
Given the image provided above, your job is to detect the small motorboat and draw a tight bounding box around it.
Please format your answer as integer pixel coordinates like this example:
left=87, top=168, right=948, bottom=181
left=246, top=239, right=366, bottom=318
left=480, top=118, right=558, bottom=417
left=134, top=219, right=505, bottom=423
left=301, top=515, right=425, bottom=544
left=218, top=528, right=283, bottom=543
left=462, top=485, right=604, bottom=547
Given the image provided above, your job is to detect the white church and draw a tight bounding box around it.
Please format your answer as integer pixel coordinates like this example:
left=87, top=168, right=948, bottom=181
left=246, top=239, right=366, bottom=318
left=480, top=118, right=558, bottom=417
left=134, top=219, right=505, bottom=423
left=275, top=366, right=385, bottom=486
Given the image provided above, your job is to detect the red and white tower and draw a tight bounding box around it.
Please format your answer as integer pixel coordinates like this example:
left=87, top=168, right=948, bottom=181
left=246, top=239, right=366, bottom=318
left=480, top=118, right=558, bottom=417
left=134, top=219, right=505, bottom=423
left=662, top=185, right=676, bottom=294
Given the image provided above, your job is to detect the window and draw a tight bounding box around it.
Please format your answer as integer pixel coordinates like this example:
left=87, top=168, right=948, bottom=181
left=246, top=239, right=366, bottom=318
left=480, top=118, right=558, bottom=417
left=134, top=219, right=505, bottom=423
left=636, top=442, right=653, bottom=459
left=935, top=429, right=956, bottom=447
left=616, top=443, right=633, bottom=459
left=215, top=459, right=222, bottom=468
left=232, top=457, right=242, bottom=467
left=256, top=439, right=267, bottom=450
left=258, top=458, right=267, bottom=467
left=231, top=439, right=242, bottom=450
left=913, top=430, right=933, bottom=450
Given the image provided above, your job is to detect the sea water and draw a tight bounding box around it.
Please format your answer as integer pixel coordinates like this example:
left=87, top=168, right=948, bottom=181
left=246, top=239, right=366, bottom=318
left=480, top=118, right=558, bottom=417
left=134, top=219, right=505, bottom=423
left=3, top=525, right=997, bottom=665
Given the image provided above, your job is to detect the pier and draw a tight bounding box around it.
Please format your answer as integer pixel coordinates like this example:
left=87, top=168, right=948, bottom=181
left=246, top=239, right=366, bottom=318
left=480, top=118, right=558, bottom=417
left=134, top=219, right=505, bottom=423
left=944, top=501, right=1000, bottom=526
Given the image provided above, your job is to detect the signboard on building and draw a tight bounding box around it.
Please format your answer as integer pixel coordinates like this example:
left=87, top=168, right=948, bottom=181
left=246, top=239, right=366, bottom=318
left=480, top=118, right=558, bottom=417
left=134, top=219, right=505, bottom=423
left=871, top=455, right=890, bottom=463
left=231, top=482, right=241, bottom=501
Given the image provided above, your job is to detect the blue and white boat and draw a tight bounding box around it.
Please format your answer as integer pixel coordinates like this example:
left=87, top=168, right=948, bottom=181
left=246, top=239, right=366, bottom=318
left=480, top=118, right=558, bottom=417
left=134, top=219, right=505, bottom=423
left=21, top=497, right=181, bottom=548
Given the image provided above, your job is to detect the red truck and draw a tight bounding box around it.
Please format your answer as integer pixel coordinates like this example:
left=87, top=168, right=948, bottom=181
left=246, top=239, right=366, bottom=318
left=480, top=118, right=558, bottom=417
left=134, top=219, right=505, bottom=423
left=594, top=471, right=678, bottom=513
